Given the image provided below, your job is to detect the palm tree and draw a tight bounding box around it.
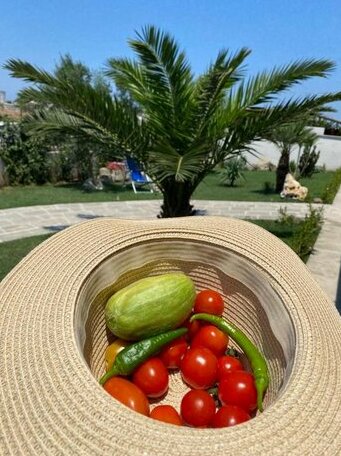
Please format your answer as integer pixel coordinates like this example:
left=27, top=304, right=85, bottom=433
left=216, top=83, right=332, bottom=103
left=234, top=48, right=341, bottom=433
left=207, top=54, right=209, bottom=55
left=5, top=26, right=341, bottom=217
left=267, top=120, right=318, bottom=192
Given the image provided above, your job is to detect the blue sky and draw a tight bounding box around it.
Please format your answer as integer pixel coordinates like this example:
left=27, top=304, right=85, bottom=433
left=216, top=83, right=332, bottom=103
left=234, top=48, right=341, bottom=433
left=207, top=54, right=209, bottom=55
left=1, top=0, right=341, bottom=117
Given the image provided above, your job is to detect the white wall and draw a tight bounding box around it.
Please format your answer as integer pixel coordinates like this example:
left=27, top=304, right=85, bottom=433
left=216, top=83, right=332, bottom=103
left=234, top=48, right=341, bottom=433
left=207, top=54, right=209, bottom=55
left=248, top=127, right=341, bottom=170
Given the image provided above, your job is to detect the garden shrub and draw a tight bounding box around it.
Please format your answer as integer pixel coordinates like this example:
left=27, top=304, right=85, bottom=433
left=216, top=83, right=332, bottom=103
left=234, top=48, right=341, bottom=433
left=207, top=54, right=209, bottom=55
left=321, top=168, right=341, bottom=204
left=298, top=145, right=320, bottom=178
left=262, top=181, right=275, bottom=194
left=291, top=205, right=324, bottom=262
left=278, top=207, right=296, bottom=226
left=276, top=206, right=323, bottom=262
left=0, top=122, right=49, bottom=185
left=48, top=146, right=85, bottom=183
left=220, top=155, right=247, bottom=186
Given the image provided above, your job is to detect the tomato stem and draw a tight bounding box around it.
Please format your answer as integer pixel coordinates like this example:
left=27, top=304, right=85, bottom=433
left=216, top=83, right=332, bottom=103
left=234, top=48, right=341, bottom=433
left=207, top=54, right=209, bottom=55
left=226, top=347, right=240, bottom=358
left=207, top=386, right=218, bottom=396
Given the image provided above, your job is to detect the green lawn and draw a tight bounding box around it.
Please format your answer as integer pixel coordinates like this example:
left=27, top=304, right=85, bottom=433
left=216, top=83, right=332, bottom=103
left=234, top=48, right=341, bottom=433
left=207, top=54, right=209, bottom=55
left=0, top=219, right=308, bottom=282
left=0, top=181, right=159, bottom=209
left=0, top=234, right=53, bottom=281
left=194, top=170, right=334, bottom=202
left=0, top=170, right=335, bottom=210
left=252, top=219, right=299, bottom=249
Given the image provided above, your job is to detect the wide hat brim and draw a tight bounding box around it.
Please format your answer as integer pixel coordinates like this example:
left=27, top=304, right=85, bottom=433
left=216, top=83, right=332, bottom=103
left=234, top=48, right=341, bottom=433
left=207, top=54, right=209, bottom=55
left=0, top=216, right=340, bottom=455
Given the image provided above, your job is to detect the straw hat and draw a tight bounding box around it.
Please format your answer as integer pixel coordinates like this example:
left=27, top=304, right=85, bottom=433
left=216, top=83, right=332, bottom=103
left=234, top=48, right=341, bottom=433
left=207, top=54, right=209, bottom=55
left=0, top=216, right=340, bottom=455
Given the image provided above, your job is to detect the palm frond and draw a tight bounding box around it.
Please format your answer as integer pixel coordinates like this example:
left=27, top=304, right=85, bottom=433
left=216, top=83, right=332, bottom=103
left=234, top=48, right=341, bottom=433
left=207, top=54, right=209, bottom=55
left=147, top=141, right=209, bottom=183
left=266, top=119, right=317, bottom=148
left=132, top=25, right=193, bottom=97
left=219, top=91, right=341, bottom=158
left=4, top=59, right=57, bottom=85
left=229, top=58, right=336, bottom=112
left=127, top=25, right=194, bottom=129
left=193, top=47, right=251, bottom=134
left=106, top=58, right=149, bottom=102
left=21, top=108, right=117, bottom=146
left=257, top=92, right=341, bottom=129
left=5, top=58, right=146, bottom=153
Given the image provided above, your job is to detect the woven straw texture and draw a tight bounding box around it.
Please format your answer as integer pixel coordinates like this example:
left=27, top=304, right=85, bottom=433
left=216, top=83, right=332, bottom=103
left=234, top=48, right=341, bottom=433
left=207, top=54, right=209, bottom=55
left=0, top=216, right=340, bottom=456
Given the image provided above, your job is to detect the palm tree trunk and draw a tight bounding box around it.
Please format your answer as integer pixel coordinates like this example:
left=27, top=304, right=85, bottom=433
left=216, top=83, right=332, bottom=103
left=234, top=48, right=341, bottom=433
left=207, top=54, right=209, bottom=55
left=276, top=148, right=290, bottom=193
left=159, top=180, right=196, bottom=218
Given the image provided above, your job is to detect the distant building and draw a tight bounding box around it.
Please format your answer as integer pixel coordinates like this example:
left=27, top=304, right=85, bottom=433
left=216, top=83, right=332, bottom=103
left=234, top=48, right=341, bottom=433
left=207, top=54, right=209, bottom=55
left=0, top=90, right=21, bottom=120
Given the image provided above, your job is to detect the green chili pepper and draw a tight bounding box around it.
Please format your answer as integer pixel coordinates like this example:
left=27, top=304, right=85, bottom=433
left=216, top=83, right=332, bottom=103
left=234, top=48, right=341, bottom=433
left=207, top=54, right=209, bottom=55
left=99, top=327, right=187, bottom=385
left=190, top=313, right=269, bottom=412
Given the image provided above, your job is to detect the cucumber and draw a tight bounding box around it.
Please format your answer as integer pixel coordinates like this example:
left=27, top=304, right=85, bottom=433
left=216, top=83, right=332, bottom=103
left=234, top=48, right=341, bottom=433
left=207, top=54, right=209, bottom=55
left=105, top=273, right=196, bottom=341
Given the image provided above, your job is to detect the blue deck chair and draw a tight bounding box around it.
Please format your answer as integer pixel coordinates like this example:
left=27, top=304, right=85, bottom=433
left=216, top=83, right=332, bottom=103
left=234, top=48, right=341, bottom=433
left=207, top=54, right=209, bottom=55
left=125, top=157, right=155, bottom=193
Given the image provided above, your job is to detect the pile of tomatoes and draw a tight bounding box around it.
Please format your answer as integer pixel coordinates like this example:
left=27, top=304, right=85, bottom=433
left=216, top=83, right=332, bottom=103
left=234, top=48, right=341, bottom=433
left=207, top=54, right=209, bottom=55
left=104, top=289, right=257, bottom=428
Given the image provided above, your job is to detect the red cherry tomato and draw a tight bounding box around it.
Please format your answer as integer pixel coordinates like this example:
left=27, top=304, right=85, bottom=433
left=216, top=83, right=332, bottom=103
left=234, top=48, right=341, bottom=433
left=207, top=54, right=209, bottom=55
left=185, top=318, right=203, bottom=340
left=218, top=370, right=257, bottom=412
left=159, top=336, right=188, bottom=369
left=150, top=405, right=183, bottom=426
left=103, top=377, right=150, bottom=416
left=212, top=405, right=251, bottom=428
left=194, top=289, right=224, bottom=316
left=217, top=355, right=244, bottom=381
left=132, top=357, right=169, bottom=398
left=180, top=390, right=216, bottom=427
left=191, top=325, right=229, bottom=357
left=180, top=347, right=218, bottom=389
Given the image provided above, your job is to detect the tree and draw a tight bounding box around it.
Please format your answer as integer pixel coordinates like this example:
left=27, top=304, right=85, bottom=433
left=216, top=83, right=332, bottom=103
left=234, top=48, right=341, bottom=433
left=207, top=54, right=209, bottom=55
left=267, top=120, right=318, bottom=192
left=0, top=121, right=49, bottom=185
left=54, top=56, right=113, bottom=183
left=5, top=26, right=341, bottom=216
left=15, top=54, right=113, bottom=184
left=54, top=53, right=92, bottom=84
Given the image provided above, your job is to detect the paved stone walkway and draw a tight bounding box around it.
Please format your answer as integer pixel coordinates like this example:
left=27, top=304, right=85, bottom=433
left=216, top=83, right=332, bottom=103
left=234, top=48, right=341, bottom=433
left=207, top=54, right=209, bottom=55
left=0, top=197, right=340, bottom=310
left=0, top=200, right=324, bottom=243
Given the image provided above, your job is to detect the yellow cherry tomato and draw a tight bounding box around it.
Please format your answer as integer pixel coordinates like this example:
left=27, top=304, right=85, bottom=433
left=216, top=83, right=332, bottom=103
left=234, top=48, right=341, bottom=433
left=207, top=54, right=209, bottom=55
left=105, top=339, right=130, bottom=371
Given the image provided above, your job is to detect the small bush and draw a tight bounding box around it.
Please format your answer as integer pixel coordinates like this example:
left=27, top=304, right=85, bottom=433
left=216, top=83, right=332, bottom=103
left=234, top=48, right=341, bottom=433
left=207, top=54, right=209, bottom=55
left=291, top=205, right=324, bottom=262
left=321, top=168, right=341, bottom=204
left=278, top=207, right=296, bottom=226
left=275, top=206, right=323, bottom=262
left=220, top=155, right=247, bottom=187
left=298, top=145, right=320, bottom=178
left=262, top=181, right=275, bottom=194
